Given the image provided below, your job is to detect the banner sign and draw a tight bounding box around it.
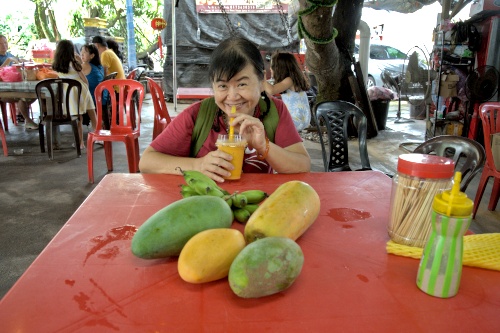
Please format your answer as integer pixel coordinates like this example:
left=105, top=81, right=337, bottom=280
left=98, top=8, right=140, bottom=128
left=196, top=0, right=290, bottom=14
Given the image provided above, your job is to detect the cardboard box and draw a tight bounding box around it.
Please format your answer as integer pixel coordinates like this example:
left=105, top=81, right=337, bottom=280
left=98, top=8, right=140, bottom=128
left=445, top=121, right=463, bottom=136
left=439, top=73, right=460, bottom=98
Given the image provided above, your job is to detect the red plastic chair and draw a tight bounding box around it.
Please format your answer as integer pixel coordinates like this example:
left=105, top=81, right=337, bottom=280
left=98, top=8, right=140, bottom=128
left=87, top=79, right=145, bottom=183
left=1, top=101, right=18, bottom=131
left=126, top=69, right=137, bottom=80
left=9, top=103, right=17, bottom=126
left=126, top=67, right=145, bottom=81
left=0, top=117, right=8, bottom=156
left=473, top=102, right=500, bottom=218
left=147, top=77, right=172, bottom=140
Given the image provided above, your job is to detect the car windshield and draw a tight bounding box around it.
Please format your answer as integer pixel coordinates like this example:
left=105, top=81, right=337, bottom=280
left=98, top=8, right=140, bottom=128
left=354, top=44, right=407, bottom=60
left=370, top=45, right=406, bottom=60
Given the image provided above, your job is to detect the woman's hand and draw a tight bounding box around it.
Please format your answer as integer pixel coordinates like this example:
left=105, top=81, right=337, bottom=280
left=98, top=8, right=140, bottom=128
left=232, top=113, right=267, bottom=154
left=74, top=53, right=83, bottom=64
left=196, top=149, right=234, bottom=182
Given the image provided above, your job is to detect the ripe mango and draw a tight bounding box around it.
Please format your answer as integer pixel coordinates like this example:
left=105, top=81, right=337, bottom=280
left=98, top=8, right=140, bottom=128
left=178, top=228, right=246, bottom=283
left=228, top=237, right=304, bottom=298
left=244, top=181, right=320, bottom=243
left=131, top=196, right=233, bottom=259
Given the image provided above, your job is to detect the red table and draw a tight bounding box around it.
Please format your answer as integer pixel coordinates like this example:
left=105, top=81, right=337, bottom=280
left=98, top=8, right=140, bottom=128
left=1, top=172, right=499, bottom=332
left=176, top=87, right=212, bottom=100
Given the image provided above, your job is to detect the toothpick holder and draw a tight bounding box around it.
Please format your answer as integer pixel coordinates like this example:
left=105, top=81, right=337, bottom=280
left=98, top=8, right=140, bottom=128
left=388, top=154, right=455, bottom=248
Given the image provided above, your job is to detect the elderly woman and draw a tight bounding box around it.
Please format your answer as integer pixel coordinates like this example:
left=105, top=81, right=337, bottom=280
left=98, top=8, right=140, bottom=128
left=139, top=36, right=310, bottom=182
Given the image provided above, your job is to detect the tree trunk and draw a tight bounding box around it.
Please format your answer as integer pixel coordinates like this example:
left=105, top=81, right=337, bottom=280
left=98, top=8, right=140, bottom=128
left=34, top=2, right=57, bottom=42
left=34, top=4, right=47, bottom=40
left=48, top=9, right=61, bottom=41
left=333, top=0, right=364, bottom=103
left=298, top=0, right=364, bottom=106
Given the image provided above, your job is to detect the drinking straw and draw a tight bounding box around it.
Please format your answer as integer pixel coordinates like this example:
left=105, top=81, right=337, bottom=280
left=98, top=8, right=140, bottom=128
left=229, top=105, right=236, bottom=139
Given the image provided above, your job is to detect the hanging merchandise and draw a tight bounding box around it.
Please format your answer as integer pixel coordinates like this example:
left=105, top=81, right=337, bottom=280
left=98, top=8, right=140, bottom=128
left=151, top=18, right=167, bottom=58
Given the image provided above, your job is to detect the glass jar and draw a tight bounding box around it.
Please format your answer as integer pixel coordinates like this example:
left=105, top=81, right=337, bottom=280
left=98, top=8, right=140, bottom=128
left=388, top=154, right=454, bottom=248
left=25, top=64, right=38, bottom=81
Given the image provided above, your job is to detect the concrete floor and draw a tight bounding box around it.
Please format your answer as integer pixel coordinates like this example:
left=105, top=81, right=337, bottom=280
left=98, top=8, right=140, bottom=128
left=1, top=97, right=498, bottom=299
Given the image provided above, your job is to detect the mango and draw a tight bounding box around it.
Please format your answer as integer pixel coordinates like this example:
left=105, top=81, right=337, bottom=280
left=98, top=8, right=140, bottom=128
left=244, top=181, right=320, bottom=243
left=131, top=196, right=233, bottom=259
left=178, top=228, right=246, bottom=283
left=228, top=237, right=304, bottom=298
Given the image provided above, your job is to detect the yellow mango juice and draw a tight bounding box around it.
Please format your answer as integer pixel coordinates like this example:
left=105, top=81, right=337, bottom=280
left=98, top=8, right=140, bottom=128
left=216, top=135, right=247, bottom=180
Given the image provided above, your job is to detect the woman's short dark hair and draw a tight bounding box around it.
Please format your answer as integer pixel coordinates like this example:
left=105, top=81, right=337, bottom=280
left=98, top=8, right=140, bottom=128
left=82, top=44, right=101, bottom=67
left=208, top=36, right=264, bottom=83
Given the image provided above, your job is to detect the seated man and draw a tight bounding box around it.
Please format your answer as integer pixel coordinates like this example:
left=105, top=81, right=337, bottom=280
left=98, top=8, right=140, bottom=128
left=0, top=34, right=38, bottom=129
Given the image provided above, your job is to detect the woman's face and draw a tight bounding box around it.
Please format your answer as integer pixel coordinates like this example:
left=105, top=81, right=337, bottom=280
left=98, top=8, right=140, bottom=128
left=212, top=63, right=264, bottom=116
left=80, top=47, right=93, bottom=63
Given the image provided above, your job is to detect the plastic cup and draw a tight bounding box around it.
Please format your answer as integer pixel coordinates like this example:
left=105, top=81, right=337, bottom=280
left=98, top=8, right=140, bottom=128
left=216, top=134, right=247, bottom=180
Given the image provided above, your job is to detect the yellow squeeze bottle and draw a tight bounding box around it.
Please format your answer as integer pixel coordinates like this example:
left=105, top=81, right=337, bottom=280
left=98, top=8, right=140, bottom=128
left=416, top=172, right=473, bottom=298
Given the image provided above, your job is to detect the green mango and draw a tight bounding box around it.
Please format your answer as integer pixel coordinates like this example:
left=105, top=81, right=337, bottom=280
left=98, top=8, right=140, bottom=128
left=131, top=196, right=233, bottom=259
left=228, top=237, right=304, bottom=298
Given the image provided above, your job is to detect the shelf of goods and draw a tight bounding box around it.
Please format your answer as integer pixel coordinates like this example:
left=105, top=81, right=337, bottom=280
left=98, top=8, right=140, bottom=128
left=427, top=31, right=474, bottom=140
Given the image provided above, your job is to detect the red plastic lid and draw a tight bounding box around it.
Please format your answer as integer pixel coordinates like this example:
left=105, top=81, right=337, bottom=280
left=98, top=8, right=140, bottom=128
left=397, top=153, right=455, bottom=179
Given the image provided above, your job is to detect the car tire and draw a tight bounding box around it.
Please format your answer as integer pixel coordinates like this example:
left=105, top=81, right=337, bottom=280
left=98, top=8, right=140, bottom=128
left=367, top=75, right=376, bottom=88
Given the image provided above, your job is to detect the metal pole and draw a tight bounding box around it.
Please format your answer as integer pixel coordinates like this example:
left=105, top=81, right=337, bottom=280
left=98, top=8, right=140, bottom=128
left=126, top=0, right=137, bottom=70
left=172, top=0, right=177, bottom=112
left=357, top=20, right=370, bottom=87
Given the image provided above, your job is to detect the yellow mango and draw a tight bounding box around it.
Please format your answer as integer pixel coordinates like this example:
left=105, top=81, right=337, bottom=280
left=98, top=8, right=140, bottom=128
left=178, top=228, right=246, bottom=283
left=244, top=181, right=320, bottom=243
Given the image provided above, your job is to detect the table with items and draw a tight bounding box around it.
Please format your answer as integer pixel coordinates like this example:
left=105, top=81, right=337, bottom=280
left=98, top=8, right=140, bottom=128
left=0, top=172, right=498, bottom=332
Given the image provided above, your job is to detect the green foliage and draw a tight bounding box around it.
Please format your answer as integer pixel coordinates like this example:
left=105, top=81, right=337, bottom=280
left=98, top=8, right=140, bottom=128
left=69, top=11, right=85, bottom=38
left=0, top=9, right=38, bottom=57
left=68, top=0, right=163, bottom=61
left=3, top=0, right=162, bottom=62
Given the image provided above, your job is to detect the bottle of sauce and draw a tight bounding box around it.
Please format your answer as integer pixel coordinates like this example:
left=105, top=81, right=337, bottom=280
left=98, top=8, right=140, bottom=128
left=416, top=172, right=473, bottom=298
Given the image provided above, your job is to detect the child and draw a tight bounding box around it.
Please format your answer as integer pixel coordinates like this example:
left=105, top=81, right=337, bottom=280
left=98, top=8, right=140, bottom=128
left=264, top=52, right=311, bottom=132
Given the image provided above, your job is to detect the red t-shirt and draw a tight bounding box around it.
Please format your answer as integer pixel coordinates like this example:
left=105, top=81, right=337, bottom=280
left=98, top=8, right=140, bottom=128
left=150, top=97, right=302, bottom=174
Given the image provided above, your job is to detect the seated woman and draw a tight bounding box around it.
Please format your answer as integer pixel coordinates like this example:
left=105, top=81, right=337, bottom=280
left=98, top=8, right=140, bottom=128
left=139, top=36, right=311, bottom=182
left=78, top=44, right=104, bottom=130
left=264, top=52, right=311, bottom=132
left=52, top=40, right=97, bottom=149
